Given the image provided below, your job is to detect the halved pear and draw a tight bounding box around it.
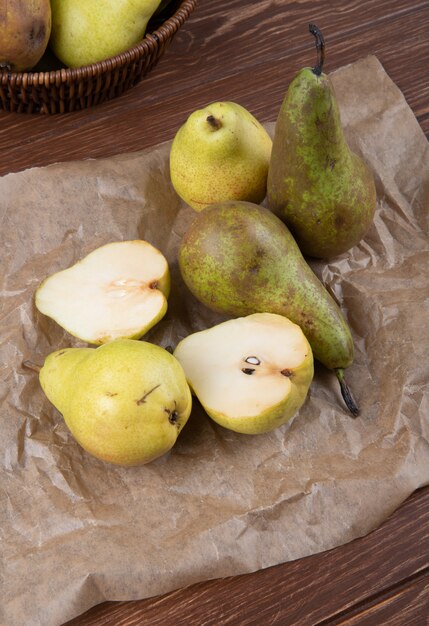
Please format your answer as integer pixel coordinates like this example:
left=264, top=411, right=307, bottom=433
left=174, top=313, right=314, bottom=434
left=35, top=240, right=170, bottom=345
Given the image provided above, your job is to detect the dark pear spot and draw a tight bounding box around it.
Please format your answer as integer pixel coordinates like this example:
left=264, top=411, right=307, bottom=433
left=105, top=391, right=118, bottom=397
left=28, top=22, right=46, bottom=47
left=149, top=280, right=158, bottom=289
left=56, top=351, right=66, bottom=357
left=281, top=369, right=293, bottom=377
left=168, top=410, right=179, bottom=425
left=206, top=115, right=222, bottom=130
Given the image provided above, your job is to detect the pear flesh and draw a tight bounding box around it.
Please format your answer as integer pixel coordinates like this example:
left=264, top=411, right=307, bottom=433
left=0, top=0, right=51, bottom=71
left=174, top=313, right=313, bottom=434
left=179, top=201, right=359, bottom=415
left=50, top=0, right=162, bottom=68
left=40, top=340, right=192, bottom=466
left=35, top=240, right=170, bottom=345
left=267, top=26, right=376, bottom=258
left=170, top=102, right=272, bottom=211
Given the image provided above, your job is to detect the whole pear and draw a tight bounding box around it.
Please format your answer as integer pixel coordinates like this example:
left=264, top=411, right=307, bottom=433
left=170, top=102, right=272, bottom=211
left=50, top=0, right=162, bottom=68
left=179, top=201, right=358, bottom=415
left=267, top=25, right=376, bottom=259
left=40, top=340, right=192, bottom=466
left=0, top=0, right=51, bottom=71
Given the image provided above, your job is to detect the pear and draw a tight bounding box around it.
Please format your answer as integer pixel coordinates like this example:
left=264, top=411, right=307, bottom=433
left=174, top=314, right=313, bottom=434
left=0, top=0, right=51, bottom=71
left=267, top=25, right=376, bottom=259
left=40, top=340, right=192, bottom=466
left=170, top=102, right=272, bottom=211
left=35, top=240, right=170, bottom=345
left=50, top=0, right=162, bottom=68
left=179, top=201, right=359, bottom=415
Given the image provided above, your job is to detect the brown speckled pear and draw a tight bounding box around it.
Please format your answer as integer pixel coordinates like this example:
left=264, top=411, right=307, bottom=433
left=179, top=201, right=359, bottom=415
left=0, top=0, right=51, bottom=71
left=267, top=25, right=376, bottom=259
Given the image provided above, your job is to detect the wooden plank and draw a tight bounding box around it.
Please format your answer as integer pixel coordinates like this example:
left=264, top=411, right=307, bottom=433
left=0, top=2, right=428, bottom=176
left=65, top=487, right=429, bottom=625
left=325, top=571, right=429, bottom=625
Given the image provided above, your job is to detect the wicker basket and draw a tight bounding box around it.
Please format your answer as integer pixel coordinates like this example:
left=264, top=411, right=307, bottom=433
left=0, top=0, right=197, bottom=114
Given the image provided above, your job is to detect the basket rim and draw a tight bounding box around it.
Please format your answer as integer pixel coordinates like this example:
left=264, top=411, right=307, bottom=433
left=0, top=0, right=197, bottom=86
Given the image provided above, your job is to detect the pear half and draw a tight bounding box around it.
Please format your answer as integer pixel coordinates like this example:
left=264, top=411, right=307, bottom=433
left=174, top=313, right=314, bottom=434
left=35, top=240, right=170, bottom=345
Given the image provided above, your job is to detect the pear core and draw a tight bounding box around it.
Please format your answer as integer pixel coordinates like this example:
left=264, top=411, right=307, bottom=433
left=174, top=313, right=313, bottom=434
left=35, top=240, right=169, bottom=344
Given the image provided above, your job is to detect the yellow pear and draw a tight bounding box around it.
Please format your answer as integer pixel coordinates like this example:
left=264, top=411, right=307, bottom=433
left=40, top=340, right=192, bottom=466
left=170, top=102, right=272, bottom=211
left=50, top=0, right=162, bottom=68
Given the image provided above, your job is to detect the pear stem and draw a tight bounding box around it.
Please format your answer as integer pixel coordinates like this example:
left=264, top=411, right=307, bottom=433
left=309, top=23, right=325, bottom=76
left=335, top=368, right=359, bottom=417
left=23, top=360, right=41, bottom=373
left=206, top=115, right=222, bottom=130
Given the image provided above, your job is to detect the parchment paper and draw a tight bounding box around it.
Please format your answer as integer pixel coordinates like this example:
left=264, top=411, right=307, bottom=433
left=1, top=56, right=428, bottom=626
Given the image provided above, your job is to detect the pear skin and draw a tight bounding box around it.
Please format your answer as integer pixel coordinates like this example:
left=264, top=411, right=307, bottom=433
left=0, top=0, right=51, bottom=71
left=40, top=348, right=90, bottom=414
left=170, top=102, right=272, bottom=211
left=179, top=201, right=358, bottom=415
left=267, top=25, right=376, bottom=259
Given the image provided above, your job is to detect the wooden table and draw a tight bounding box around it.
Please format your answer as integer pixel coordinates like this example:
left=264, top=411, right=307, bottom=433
left=2, top=1, right=428, bottom=624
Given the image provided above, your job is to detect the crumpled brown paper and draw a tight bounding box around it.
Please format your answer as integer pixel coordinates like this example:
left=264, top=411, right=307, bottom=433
left=1, top=56, right=428, bottom=626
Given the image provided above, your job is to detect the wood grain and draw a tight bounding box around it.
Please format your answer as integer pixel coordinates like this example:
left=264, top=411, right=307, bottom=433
left=327, top=572, right=429, bottom=625
left=1, top=0, right=428, bottom=624
left=0, top=0, right=428, bottom=176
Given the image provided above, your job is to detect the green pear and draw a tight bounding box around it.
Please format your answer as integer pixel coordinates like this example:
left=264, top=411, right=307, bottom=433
left=174, top=313, right=313, bottom=434
left=40, top=340, right=192, bottom=466
left=50, top=0, right=162, bottom=68
left=267, top=25, right=376, bottom=259
left=179, top=201, right=359, bottom=415
left=35, top=240, right=170, bottom=345
left=0, top=0, right=51, bottom=71
left=170, top=102, right=272, bottom=211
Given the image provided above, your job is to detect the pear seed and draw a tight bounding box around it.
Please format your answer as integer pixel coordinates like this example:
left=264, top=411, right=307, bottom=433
left=245, top=356, right=261, bottom=365
left=241, top=368, right=255, bottom=375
